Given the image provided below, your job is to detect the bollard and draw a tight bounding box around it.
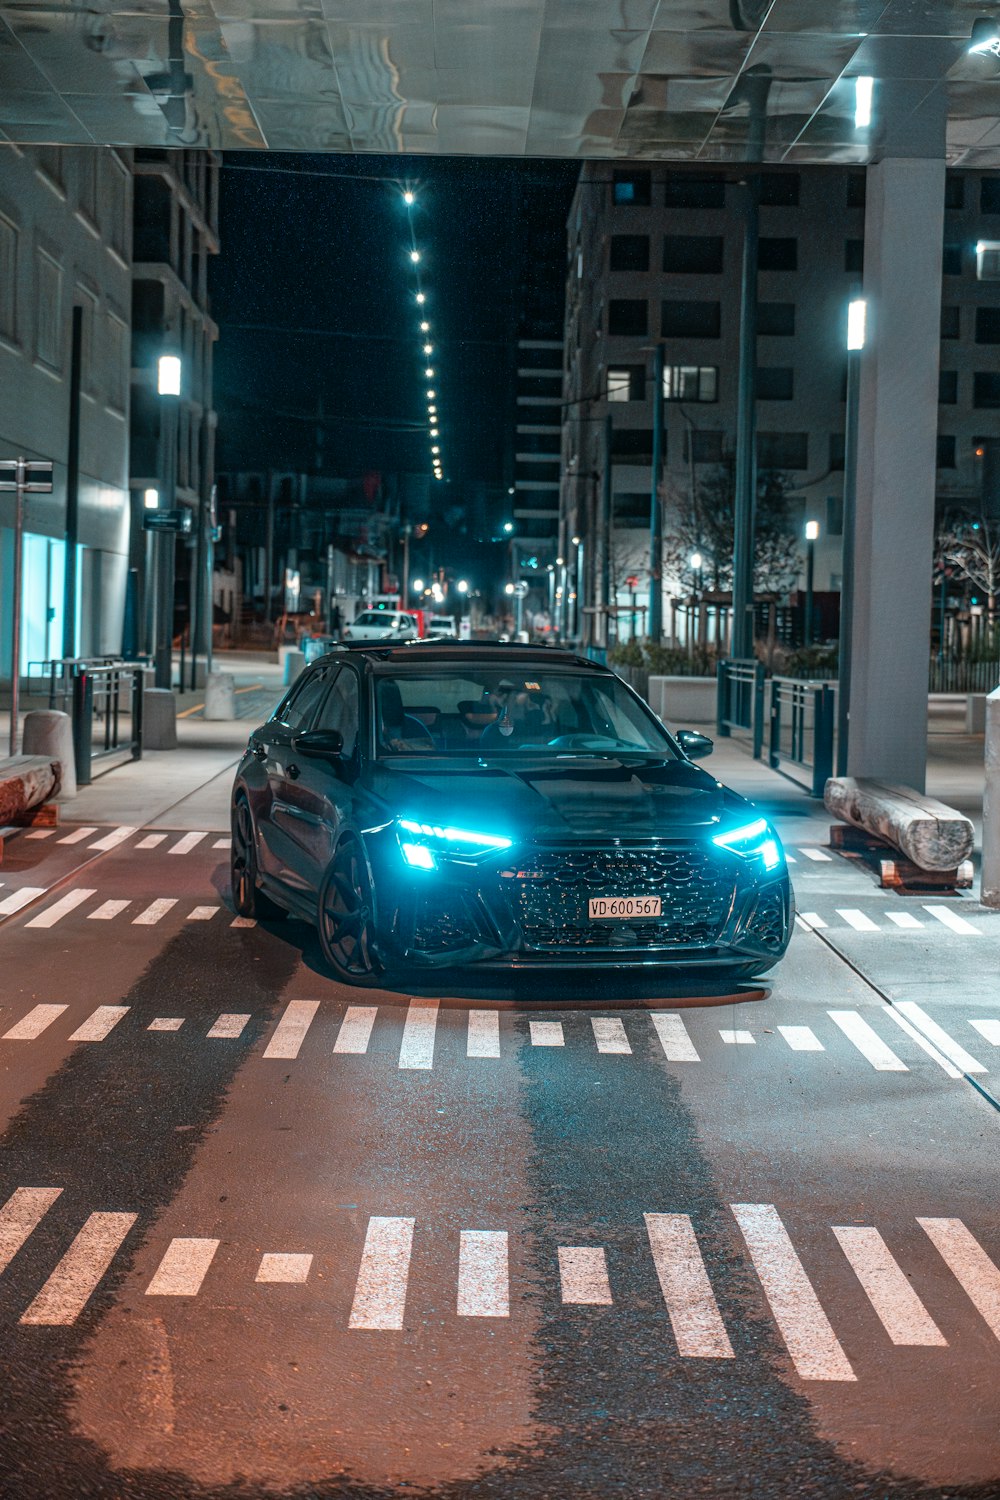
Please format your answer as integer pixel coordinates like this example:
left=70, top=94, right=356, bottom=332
left=983, top=687, right=1000, bottom=908
left=22, top=709, right=77, bottom=799
left=204, top=670, right=236, bottom=721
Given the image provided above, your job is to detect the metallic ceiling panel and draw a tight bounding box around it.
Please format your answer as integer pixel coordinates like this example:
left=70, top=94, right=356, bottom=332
left=250, top=97, right=351, bottom=148
left=760, top=0, right=894, bottom=32
left=637, top=29, right=755, bottom=76
left=218, top=19, right=343, bottom=104
left=738, top=29, right=866, bottom=80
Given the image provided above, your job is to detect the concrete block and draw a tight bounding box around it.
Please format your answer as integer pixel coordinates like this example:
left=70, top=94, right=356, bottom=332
left=22, top=710, right=76, bottom=799
left=648, top=675, right=716, bottom=726
left=281, top=647, right=306, bottom=686
left=204, top=670, right=236, bottom=721
left=967, top=694, right=988, bottom=734
left=143, top=688, right=178, bottom=750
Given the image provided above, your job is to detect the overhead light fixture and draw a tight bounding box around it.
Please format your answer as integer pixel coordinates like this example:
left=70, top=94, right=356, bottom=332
left=420, top=321, right=430, bottom=332
left=854, top=75, right=874, bottom=129
left=432, top=446, right=440, bottom=454
left=427, top=389, right=436, bottom=399
left=423, top=343, right=433, bottom=355
left=425, top=367, right=434, bottom=377
left=430, top=428, right=439, bottom=437
left=970, top=17, right=1000, bottom=54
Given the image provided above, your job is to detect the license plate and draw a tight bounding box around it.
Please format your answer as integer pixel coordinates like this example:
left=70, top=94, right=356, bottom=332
left=588, top=896, right=662, bottom=920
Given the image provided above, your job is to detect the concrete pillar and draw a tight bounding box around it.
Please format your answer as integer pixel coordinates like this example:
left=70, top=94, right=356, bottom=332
left=848, top=156, right=945, bottom=793
left=983, top=687, right=1000, bottom=908
left=22, top=710, right=76, bottom=799
left=204, top=670, right=236, bottom=721
left=143, top=688, right=178, bottom=750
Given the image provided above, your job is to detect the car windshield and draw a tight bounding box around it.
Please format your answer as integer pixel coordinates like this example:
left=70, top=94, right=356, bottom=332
left=373, top=666, right=680, bottom=758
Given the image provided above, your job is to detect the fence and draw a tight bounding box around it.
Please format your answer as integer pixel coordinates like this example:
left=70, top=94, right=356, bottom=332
left=716, top=659, right=766, bottom=758
left=70, top=663, right=145, bottom=786
left=929, top=659, right=1000, bottom=693
left=767, top=676, right=836, bottom=798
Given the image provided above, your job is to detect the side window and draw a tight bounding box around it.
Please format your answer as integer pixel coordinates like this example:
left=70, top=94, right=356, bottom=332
left=277, top=668, right=330, bottom=732
left=316, top=670, right=360, bottom=756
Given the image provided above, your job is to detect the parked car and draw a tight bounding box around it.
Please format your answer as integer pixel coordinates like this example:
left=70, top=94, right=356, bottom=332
left=426, top=614, right=457, bottom=638
left=343, top=609, right=419, bottom=642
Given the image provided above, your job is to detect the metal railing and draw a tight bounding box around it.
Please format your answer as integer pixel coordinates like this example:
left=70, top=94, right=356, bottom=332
left=768, top=676, right=836, bottom=798
left=716, top=659, right=766, bottom=758
left=27, top=655, right=124, bottom=711
left=70, top=663, right=145, bottom=786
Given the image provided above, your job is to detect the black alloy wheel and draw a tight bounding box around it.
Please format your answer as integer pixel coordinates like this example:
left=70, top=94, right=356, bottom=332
left=231, top=796, right=287, bottom=921
left=318, top=833, right=382, bottom=984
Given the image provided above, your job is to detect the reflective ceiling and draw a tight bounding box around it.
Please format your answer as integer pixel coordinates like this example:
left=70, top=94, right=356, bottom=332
left=3, top=0, right=1000, bottom=162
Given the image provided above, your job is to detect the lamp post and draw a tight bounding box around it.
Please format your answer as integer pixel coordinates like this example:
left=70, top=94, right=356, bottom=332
left=689, top=550, right=703, bottom=653
left=154, top=353, right=181, bottom=690
left=804, top=519, right=819, bottom=646
left=838, top=298, right=865, bottom=775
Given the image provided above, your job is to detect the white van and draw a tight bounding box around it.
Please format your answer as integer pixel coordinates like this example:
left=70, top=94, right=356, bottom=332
left=426, top=614, right=457, bottom=638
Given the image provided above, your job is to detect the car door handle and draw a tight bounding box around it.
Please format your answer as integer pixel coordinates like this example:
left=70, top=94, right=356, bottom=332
left=287, top=763, right=300, bottom=780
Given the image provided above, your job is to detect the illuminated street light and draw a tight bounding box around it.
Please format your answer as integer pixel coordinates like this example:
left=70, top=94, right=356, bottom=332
left=423, top=344, right=433, bottom=355
left=847, top=298, right=867, bottom=350
left=457, top=580, right=469, bottom=594
left=144, top=488, right=159, bottom=509
left=805, top=520, right=820, bottom=542
left=427, top=389, right=436, bottom=399
left=854, top=76, right=874, bottom=129
left=503, top=522, right=514, bottom=534
left=420, top=320, right=430, bottom=332
left=416, top=292, right=426, bottom=305
left=804, top=520, right=820, bottom=646
left=403, top=190, right=416, bottom=205
left=689, top=550, right=703, bottom=571
left=425, top=367, right=435, bottom=377
left=504, top=583, right=515, bottom=595
left=157, top=354, right=181, bottom=396
left=430, top=428, right=439, bottom=437
left=412, top=577, right=425, bottom=593
left=410, top=249, right=421, bottom=263
left=431, top=446, right=440, bottom=454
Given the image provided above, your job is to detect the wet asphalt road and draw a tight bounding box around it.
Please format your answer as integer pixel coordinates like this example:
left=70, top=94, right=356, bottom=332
left=0, top=820, right=999, bottom=1498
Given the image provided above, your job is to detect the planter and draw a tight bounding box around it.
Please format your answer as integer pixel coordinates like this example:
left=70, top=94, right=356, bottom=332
left=647, top=675, right=717, bottom=727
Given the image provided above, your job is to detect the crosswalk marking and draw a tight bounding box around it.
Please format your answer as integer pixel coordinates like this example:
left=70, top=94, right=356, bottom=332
left=779, top=1025, right=824, bottom=1052
left=230, top=916, right=256, bottom=928
left=146, top=1237, right=220, bottom=1296
left=828, top=1010, right=907, bottom=1072
left=257, top=1252, right=312, bottom=1283
left=399, top=998, right=439, bottom=1069
left=135, top=834, right=166, bottom=850
left=348, top=1216, right=415, bottom=1330
left=799, top=847, right=832, bottom=862
left=0, top=1188, right=62, bottom=1275
left=797, top=912, right=827, bottom=930
left=133, top=898, right=178, bottom=926
left=457, top=1230, right=509, bottom=1317
left=832, top=1226, right=946, bottom=1346
left=334, top=1005, right=378, bottom=1054
left=837, top=908, right=881, bottom=932
left=20, top=1211, right=137, bottom=1325
left=213, top=837, right=231, bottom=850
left=645, top=1212, right=734, bottom=1359
left=88, top=826, right=138, bottom=852
left=169, top=831, right=207, bottom=856
left=263, top=999, right=319, bottom=1059
left=24, top=829, right=54, bottom=840
left=467, top=1009, right=501, bottom=1058
left=3, top=1004, right=67, bottom=1041
left=68, top=1006, right=129, bottom=1043
left=924, top=905, right=981, bottom=936
left=148, top=1018, right=184, bottom=1031
left=558, top=1246, right=613, bottom=1305
left=918, top=1218, right=1000, bottom=1341
left=720, top=1029, right=754, bottom=1045
left=592, top=1017, right=631, bottom=1055
left=886, top=911, right=924, bottom=929
left=893, top=1001, right=986, bottom=1075
left=651, top=1012, right=700, bottom=1062
left=530, top=1020, right=564, bottom=1047
left=58, top=827, right=97, bottom=845
left=207, top=1013, right=250, bottom=1039
left=969, top=1019, right=1000, bottom=1046
left=25, top=889, right=96, bottom=929
left=881, top=1005, right=962, bottom=1079
left=187, top=905, right=219, bottom=921
left=731, top=1203, right=855, bottom=1382
left=88, top=899, right=131, bottom=921
left=0, top=886, right=44, bottom=918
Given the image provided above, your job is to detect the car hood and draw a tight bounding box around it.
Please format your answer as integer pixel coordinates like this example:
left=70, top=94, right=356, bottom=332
left=366, top=754, right=743, bottom=840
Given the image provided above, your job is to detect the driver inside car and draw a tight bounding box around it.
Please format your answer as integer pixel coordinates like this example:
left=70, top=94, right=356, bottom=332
left=479, top=682, right=556, bottom=748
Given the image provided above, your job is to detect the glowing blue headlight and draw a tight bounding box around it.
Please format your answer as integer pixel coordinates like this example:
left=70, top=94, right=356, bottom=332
left=712, top=816, right=783, bottom=872
left=401, top=842, right=436, bottom=870
left=396, top=817, right=512, bottom=866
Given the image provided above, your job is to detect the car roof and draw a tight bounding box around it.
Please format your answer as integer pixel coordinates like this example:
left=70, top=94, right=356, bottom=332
left=316, top=641, right=607, bottom=673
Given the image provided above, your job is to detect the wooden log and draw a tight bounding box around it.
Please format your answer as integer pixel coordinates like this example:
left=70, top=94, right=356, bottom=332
left=0, top=756, right=60, bottom=825
left=824, top=776, right=974, bottom=872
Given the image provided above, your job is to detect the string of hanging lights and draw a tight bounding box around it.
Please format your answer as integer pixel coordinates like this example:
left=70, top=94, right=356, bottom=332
left=400, top=184, right=443, bottom=483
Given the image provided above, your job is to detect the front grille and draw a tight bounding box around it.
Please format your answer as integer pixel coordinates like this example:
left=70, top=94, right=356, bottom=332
left=748, top=886, right=786, bottom=952
left=507, top=846, right=735, bottom=950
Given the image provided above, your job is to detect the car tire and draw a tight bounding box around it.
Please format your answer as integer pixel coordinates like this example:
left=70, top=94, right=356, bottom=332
left=231, top=795, right=288, bottom=922
left=317, top=832, right=384, bottom=985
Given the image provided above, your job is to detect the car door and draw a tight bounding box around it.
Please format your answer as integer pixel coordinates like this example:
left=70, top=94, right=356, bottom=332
left=281, top=666, right=362, bottom=897
left=253, top=665, right=336, bottom=887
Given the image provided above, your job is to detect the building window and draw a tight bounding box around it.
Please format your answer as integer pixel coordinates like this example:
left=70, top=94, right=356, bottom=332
left=661, top=299, right=721, bottom=339
left=77, top=288, right=98, bottom=397
left=758, top=172, right=800, bottom=207
left=614, top=492, right=651, bottom=528
left=35, top=147, right=64, bottom=194
left=826, top=494, right=844, bottom=535
left=0, top=216, right=17, bottom=343
left=976, top=241, right=1000, bottom=280
left=829, top=434, right=845, bottom=472
left=758, top=237, right=797, bottom=271
left=78, top=150, right=98, bottom=226
left=683, top=429, right=725, bottom=464
left=939, top=370, right=958, bottom=404
left=976, top=307, right=1000, bottom=343
left=945, top=175, right=965, bottom=210
left=937, top=435, right=956, bottom=468
left=610, top=234, right=650, bottom=272
left=664, top=177, right=725, bottom=209
left=108, top=158, right=128, bottom=260
left=758, top=301, right=795, bottom=336
left=607, top=366, right=645, bottom=402
left=611, top=429, right=656, bottom=461
left=758, top=432, right=808, bottom=469
left=608, top=299, right=648, bottom=336
left=846, top=174, right=866, bottom=208
left=941, top=305, right=960, bottom=339
left=844, top=239, right=864, bottom=274
left=613, top=170, right=651, bottom=206
left=974, top=372, right=1000, bottom=407
left=663, top=235, right=724, bottom=274
left=663, top=365, right=718, bottom=402
left=756, top=367, right=794, bottom=401
left=942, top=242, right=963, bottom=276
left=107, top=313, right=127, bottom=412
left=35, top=249, right=62, bottom=370
left=981, top=178, right=1000, bottom=214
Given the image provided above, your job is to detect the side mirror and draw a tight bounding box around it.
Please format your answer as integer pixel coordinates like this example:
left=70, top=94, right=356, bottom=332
left=676, top=729, right=714, bottom=760
left=292, top=728, right=344, bottom=757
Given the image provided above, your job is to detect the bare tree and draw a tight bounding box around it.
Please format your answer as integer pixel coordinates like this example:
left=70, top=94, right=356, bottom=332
left=936, top=508, right=1000, bottom=625
left=664, top=457, right=801, bottom=597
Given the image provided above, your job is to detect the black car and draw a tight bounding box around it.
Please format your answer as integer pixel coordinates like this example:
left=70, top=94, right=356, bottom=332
left=230, top=643, right=793, bottom=983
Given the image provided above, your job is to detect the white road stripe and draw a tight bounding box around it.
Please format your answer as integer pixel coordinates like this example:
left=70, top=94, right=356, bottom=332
left=731, top=1203, right=855, bottom=1381
left=893, top=1001, right=987, bottom=1075
left=836, top=909, right=881, bottom=932
left=457, top=1230, right=509, bottom=1317
left=0, top=886, right=45, bottom=917
left=799, top=847, right=832, bottom=862
left=651, top=1012, right=700, bottom=1062
left=187, top=905, right=219, bottom=921
left=881, top=1005, right=961, bottom=1078
left=169, top=831, right=208, bottom=855
left=558, top=1246, right=613, bottom=1305
left=88, top=900, right=131, bottom=921
left=970, top=1019, right=1000, bottom=1046
left=828, top=1010, right=908, bottom=1071
left=645, top=1212, right=734, bottom=1359
left=230, top=916, right=256, bottom=928
left=148, top=1018, right=184, bottom=1032
left=794, top=915, right=812, bottom=932
left=135, top=834, right=166, bottom=850
left=256, top=1252, right=312, bottom=1283
left=348, top=1216, right=415, bottom=1330
left=207, top=1013, right=250, bottom=1039
left=779, top=1025, right=824, bottom=1052
left=467, top=1009, right=501, bottom=1058
left=25, top=888, right=96, bottom=928
left=720, top=1029, right=754, bottom=1045
left=923, top=904, right=982, bottom=935
left=592, top=1017, right=632, bottom=1054
left=69, top=1006, right=129, bottom=1042
left=24, top=829, right=54, bottom=840
left=213, top=837, right=231, bottom=849
left=832, top=1226, right=946, bottom=1346
left=263, top=999, right=319, bottom=1059
left=0, top=1187, right=63, bottom=1275
left=133, top=898, right=178, bottom=926
left=3, top=1004, right=67, bottom=1041
left=796, top=912, right=827, bottom=930
left=58, top=827, right=97, bottom=844
left=145, top=1237, right=220, bottom=1296
left=88, top=826, right=137, bottom=852
left=398, top=998, right=439, bottom=1069
left=919, top=1217, right=1000, bottom=1341
left=784, top=854, right=797, bottom=864
left=334, top=1005, right=378, bottom=1054
left=20, top=1211, right=137, bottom=1325
left=886, top=911, right=924, bottom=929
left=530, top=1020, right=564, bottom=1047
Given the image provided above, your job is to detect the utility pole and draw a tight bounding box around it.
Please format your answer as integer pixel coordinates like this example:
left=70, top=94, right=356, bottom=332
left=732, top=176, right=759, bottom=661
left=63, top=306, right=82, bottom=660
left=1, top=458, right=53, bottom=754
left=648, top=344, right=665, bottom=642
left=599, top=414, right=612, bottom=650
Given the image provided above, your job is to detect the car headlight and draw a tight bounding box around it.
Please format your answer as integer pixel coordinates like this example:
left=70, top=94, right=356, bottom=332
left=712, top=816, right=783, bottom=872
left=396, top=817, right=513, bottom=870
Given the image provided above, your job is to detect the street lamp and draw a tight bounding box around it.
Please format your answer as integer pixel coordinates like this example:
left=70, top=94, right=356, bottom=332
left=153, top=353, right=182, bottom=688
left=838, top=297, right=866, bottom=774
left=804, top=520, right=820, bottom=646
left=412, top=577, right=424, bottom=594
left=457, top=579, right=469, bottom=594
left=144, top=488, right=159, bottom=509
left=689, top=551, right=704, bottom=652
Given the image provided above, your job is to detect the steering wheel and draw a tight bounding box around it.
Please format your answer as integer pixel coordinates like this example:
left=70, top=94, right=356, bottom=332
left=547, top=733, right=622, bottom=750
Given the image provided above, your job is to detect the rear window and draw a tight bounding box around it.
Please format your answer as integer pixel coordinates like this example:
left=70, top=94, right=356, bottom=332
left=354, top=612, right=384, bottom=625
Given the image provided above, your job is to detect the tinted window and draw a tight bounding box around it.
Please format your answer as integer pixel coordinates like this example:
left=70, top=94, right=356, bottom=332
left=608, top=299, right=648, bottom=336
left=758, top=302, right=795, bottom=336
left=943, top=243, right=963, bottom=275
left=613, top=170, right=651, bottom=206
left=941, top=305, right=961, bottom=339
left=758, top=238, right=797, bottom=271
left=664, top=177, right=725, bottom=209
left=610, top=234, right=650, bottom=272
left=315, top=669, right=360, bottom=755
left=937, top=435, right=956, bottom=468
left=974, top=372, right=1000, bottom=407
left=278, top=668, right=332, bottom=731
left=981, top=178, right=1000, bottom=213
left=756, top=367, right=794, bottom=400
left=663, top=235, right=724, bottom=274
left=976, top=307, right=1000, bottom=343
left=611, top=428, right=656, bottom=461
left=939, top=370, right=958, bottom=404
left=661, top=299, right=721, bottom=338
left=758, top=173, right=799, bottom=207
left=758, top=432, right=808, bottom=469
